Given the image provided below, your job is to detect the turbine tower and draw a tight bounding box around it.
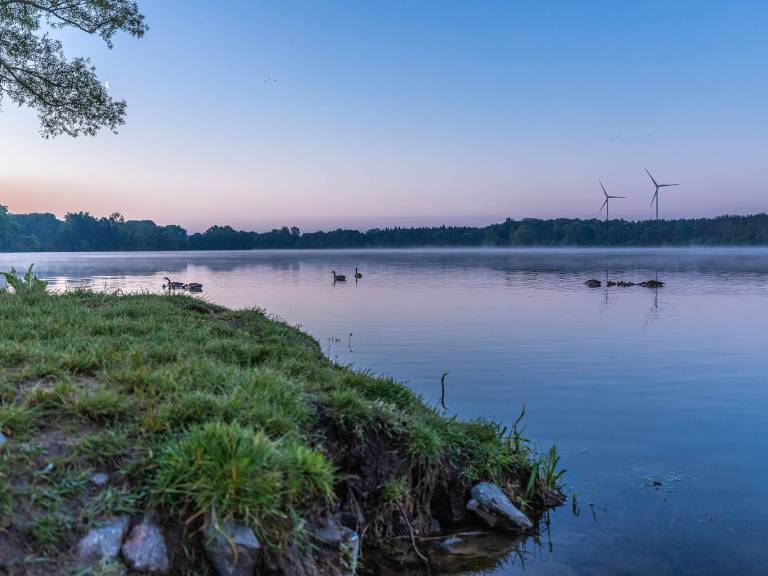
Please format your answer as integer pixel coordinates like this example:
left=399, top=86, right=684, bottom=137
left=645, top=169, right=678, bottom=220
left=599, top=181, right=625, bottom=222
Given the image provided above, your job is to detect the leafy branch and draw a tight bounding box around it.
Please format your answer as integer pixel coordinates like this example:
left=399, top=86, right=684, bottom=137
left=0, top=0, right=146, bottom=137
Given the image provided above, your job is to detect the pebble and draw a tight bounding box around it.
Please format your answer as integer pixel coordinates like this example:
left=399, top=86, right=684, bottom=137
left=204, top=521, right=261, bottom=576
left=121, top=519, right=169, bottom=574
left=90, top=472, right=110, bottom=486
left=76, top=516, right=130, bottom=563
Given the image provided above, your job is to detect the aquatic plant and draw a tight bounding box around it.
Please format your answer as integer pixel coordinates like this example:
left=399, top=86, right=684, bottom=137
left=1, top=264, right=47, bottom=295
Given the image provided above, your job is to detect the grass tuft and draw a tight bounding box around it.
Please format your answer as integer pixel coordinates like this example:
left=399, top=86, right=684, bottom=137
left=152, top=421, right=334, bottom=543
left=0, top=401, right=38, bottom=436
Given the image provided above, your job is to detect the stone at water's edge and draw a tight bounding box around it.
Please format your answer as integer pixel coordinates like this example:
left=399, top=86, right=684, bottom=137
left=308, top=515, right=360, bottom=574
left=312, top=514, right=344, bottom=546
left=467, top=482, right=533, bottom=532
left=76, top=516, right=130, bottom=563
left=204, top=521, right=261, bottom=576
left=121, top=519, right=169, bottom=574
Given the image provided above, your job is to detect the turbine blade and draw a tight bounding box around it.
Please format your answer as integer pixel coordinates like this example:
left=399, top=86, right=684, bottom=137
left=650, top=191, right=658, bottom=207
left=600, top=199, right=608, bottom=212
left=645, top=168, right=659, bottom=187
left=610, top=195, right=626, bottom=198
left=660, top=183, right=679, bottom=187
left=599, top=180, right=608, bottom=197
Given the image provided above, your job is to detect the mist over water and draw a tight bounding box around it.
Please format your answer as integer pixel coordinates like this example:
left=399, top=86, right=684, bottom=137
left=4, top=248, right=767, bottom=575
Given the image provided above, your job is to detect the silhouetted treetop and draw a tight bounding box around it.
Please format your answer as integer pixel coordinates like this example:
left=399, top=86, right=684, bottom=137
left=0, top=0, right=146, bottom=137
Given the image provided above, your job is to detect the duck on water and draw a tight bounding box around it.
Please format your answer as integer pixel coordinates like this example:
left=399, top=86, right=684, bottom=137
left=332, top=269, right=363, bottom=283
left=163, top=277, right=204, bottom=291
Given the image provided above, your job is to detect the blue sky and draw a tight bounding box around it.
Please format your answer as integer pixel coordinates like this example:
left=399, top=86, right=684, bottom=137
left=1, top=1, right=766, bottom=231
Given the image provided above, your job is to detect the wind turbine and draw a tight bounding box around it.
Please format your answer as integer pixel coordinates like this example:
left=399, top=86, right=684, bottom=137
left=645, top=169, right=678, bottom=220
left=599, top=181, right=625, bottom=222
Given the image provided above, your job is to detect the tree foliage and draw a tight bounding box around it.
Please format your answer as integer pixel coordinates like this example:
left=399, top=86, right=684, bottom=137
left=0, top=207, right=767, bottom=251
left=0, top=0, right=146, bottom=137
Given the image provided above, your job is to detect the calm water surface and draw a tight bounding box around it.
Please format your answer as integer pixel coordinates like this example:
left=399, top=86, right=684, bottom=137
left=3, top=249, right=767, bottom=576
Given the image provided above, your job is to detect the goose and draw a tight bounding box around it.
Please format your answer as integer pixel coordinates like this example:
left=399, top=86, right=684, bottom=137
left=184, top=282, right=203, bottom=292
left=332, top=271, right=346, bottom=282
left=354, top=267, right=363, bottom=279
left=584, top=279, right=601, bottom=288
left=163, top=277, right=185, bottom=290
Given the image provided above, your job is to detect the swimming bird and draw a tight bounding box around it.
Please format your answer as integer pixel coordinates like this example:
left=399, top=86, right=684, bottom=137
left=184, top=282, right=203, bottom=292
left=354, top=268, right=363, bottom=279
left=332, top=271, right=346, bottom=282
left=163, top=277, right=185, bottom=290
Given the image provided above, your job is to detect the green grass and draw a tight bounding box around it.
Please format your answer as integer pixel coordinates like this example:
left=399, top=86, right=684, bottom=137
left=26, top=512, right=74, bottom=553
left=0, top=400, right=38, bottom=436
left=153, top=421, right=334, bottom=541
left=0, top=285, right=561, bottom=563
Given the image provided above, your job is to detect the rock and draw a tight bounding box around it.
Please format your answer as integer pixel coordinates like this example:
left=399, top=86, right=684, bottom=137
left=263, top=543, right=317, bottom=576
left=584, top=279, right=601, bottom=288
left=204, top=521, right=261, bottom=576
left=467, top=482, right=533, bottom=532
left=76, top=516, right=130, bottom=563
left=90, top=472, right=110, bottom=487
left=306, top=515, right=359, bottom=574
left=312, top=514, right=343, bottom=546
left=339, top=527, right=360, bottom=575
left=121, top=519, right=169, bottom=574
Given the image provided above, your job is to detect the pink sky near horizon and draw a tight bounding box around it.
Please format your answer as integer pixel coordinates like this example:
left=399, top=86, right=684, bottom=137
left=2, top=97, right=763, bottom=233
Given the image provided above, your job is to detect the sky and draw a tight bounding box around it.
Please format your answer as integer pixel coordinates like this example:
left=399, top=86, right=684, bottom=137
left=1, top=0, right=766, bottom=232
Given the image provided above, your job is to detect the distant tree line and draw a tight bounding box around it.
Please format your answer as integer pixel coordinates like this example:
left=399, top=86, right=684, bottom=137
left=0, top=206, right=767, bottom=251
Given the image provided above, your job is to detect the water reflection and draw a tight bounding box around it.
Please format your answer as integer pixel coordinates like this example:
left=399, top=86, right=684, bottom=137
left=1, top=249, right=767, bottom=575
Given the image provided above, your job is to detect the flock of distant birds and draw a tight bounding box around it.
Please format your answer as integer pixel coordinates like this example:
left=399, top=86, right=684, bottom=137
left=161, top=269, right=364, bottom=292
left=163, top=268, right=663, bottom=292
left=599, top=168, right=678, bottom=221
left=584, top=278, right=663, bottom=288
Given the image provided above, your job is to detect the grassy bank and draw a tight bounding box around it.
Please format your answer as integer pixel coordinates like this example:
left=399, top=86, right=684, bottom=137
left=0, top=282, right=563, bottom=574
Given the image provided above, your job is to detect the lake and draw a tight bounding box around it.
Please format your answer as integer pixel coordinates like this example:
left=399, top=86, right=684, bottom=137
left=3, top=248, right=767, bottom=576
